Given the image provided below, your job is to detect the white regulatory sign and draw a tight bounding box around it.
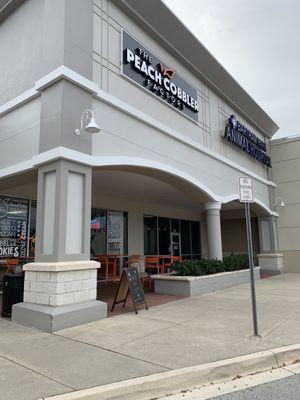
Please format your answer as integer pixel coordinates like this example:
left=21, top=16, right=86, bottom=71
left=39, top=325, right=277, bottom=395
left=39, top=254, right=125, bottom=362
left=239, top=177, right=254, bottom=203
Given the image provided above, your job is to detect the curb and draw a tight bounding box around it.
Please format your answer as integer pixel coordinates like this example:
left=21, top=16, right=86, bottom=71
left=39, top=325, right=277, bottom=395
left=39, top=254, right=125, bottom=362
left=41, top=343, right=300, bottom=400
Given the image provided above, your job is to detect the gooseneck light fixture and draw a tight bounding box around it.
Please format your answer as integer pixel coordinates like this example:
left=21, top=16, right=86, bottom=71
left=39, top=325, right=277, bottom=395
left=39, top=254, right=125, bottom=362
left=273, top=197, right=285, bottom=208
left=74, top=109, right=100, bottom=135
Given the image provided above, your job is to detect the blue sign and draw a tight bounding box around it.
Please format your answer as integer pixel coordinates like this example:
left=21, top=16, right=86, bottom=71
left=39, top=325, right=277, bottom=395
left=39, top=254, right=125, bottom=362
left=224, top=115, right=271, bottom=167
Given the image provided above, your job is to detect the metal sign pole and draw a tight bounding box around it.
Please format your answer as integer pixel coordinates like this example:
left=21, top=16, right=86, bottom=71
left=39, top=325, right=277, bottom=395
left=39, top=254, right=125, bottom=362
left=245, top=201, right=259, bottom=337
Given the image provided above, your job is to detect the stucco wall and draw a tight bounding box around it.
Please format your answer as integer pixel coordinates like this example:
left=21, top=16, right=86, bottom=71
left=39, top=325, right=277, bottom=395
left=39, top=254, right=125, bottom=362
left=0, top=0, right=94, bottom=107
left=92, top=0, right=270, bottom=180
left=272, top=138, right=300, bottom=272
left=221, top=217, right=260, bottom=258
left=0, top=98, right=41, bottom=169
left=0, top=0, right=44, bottom=105
left=91, top=98, right=271, bottom=206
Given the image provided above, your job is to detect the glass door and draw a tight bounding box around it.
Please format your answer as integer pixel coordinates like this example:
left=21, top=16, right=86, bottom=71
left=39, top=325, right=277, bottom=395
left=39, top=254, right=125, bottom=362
left=90, top=209, right=107, bottom=256
left=171, top=232, right=181, bottom=257
left=107, top=211, right=124, bottom=255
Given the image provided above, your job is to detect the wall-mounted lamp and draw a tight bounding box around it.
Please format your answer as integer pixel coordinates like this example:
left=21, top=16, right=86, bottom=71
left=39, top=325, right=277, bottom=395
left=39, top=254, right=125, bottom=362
left=74, top=109, right=100, bottom=135
left=273, top=197, right=285, bottom=208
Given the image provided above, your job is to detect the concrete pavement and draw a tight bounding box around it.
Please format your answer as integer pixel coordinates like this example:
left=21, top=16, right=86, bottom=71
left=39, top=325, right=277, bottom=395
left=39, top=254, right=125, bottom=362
left=1, top=273, right=300, bottom=400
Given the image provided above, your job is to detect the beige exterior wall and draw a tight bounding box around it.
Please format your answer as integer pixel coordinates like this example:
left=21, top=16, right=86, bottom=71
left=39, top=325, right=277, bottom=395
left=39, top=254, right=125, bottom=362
left=220, top=209, right=260, bottom=260
left=271, top=136, right=300, bottom=272
left=0, top=98, right=41, bottom=170
left=92, top=0, right=269, bottom=180
left=221, top=217, right=260, bottom=260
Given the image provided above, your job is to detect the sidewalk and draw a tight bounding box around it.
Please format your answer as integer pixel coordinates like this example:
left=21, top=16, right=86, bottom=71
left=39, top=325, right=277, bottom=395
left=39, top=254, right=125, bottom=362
left=1, top=273, right=300, bottom=400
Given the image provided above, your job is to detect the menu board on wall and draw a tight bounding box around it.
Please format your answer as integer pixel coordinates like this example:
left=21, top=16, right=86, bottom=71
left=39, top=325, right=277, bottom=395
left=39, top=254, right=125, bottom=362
left=0, top=195, right=29, bottom=258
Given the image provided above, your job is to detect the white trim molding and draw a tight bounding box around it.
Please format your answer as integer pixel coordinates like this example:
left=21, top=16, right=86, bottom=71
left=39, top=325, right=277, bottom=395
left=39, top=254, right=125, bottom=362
left=0, top=87, right=39, bottom=117
left=0, top=146, right=277, bottom=216
left=34, top=66, right=99, bottom=94
left=204, top=202, right=222, bottom=211
left=0, top=66, right=98, bottom=118
left=222, top=194, right=278, bottom=217
left=271, top=134, right=300, bottom=146
left=0, top=66, right=276, bottom=189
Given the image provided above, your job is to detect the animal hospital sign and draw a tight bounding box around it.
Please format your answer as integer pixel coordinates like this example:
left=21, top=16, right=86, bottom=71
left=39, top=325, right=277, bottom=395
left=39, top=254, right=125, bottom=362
left=224, top=115, right=272, bottom=167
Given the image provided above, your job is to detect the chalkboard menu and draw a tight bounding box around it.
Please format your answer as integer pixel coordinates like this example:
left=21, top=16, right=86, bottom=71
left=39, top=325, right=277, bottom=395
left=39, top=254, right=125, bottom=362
left=0, top=195, right=29, bottom=258
left=112, top=266, right=148, bottom=314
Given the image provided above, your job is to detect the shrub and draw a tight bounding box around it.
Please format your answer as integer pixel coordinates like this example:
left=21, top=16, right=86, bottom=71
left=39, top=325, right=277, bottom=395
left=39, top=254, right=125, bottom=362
left=172, top=254, right=249, bottom=276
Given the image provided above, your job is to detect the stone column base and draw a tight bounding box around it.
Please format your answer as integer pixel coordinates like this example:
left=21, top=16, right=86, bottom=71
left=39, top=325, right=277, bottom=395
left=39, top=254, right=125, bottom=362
left=257, top=253, right=284, bottom=273
left=12, top=260, right=107, bottom=331
left=12, top=300, right=107, bottom=332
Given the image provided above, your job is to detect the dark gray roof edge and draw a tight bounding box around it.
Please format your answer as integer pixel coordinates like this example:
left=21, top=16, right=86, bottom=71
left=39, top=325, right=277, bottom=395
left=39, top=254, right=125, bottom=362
left=0, top=0, right=24, bottom=23
left=116, top=0, right=279, bottom=138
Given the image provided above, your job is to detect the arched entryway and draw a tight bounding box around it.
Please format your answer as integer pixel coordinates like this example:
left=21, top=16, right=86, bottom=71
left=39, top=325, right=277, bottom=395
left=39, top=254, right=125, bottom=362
left=91, top=165, right=214, bottom=263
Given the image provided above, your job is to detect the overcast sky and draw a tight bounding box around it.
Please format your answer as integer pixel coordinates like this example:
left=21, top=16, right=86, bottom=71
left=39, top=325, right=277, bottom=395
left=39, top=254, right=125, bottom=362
left=164, top=0, right=299, bottom=138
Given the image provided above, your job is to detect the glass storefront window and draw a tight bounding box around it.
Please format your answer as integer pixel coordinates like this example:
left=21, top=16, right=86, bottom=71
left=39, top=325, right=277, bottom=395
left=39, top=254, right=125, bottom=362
left=180, top=220, right=191, bottom=256
left=91, top=209, right=128, bottom=256
left=91, top=209, right=107, bottom=256
left=144, top=215, right=201, bottom=258
left=0, top=195, right=29, bottom=258
left=107, top=211, right=124, bottom=255
left=158, top=217, right=171, bottom=255
left=28, top=200, right=37, bottom=258
left=171, top=219, right=180, bottom=233
left=191, top=221, right=201, bottom=256
left=144, top=215, right=157, bottom=255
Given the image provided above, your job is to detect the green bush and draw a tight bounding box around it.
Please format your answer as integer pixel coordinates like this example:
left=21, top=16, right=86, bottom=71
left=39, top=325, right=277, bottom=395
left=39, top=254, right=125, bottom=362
left=172, top=254, right=249, bottom=276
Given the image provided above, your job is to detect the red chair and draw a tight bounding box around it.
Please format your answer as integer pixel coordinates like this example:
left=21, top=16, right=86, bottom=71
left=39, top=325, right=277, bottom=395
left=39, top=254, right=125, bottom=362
left=164, top=256, right=181, bottom=273
left=107, top=255, right=118, bottom=282
left=145, top=256, right=162, bottom=275
left=6, top=258, right=19, bottom=274
left=125, top=254, right=141, bottom=267
left=96, top=255, right=118, bottom=283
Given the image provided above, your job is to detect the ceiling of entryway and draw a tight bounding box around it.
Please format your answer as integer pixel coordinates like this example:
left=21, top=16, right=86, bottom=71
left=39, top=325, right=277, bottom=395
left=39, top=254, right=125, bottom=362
left=92, top=169, right=208, bottom=211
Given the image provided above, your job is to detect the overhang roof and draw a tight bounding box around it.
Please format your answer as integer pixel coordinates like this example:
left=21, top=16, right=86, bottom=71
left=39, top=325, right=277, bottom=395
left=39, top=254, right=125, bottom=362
left=115, top=0, right=279, bottom=138
left=0, top=0, right=24, bottom=23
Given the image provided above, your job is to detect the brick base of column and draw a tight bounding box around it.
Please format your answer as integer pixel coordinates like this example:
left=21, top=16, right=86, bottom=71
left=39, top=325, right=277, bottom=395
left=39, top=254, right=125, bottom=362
left=12, top=261, right=107, bottom=332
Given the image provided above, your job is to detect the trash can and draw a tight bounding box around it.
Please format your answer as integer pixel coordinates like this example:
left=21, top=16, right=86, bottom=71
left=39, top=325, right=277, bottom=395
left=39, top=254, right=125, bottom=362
left=1, top=272, right=24, bottom=317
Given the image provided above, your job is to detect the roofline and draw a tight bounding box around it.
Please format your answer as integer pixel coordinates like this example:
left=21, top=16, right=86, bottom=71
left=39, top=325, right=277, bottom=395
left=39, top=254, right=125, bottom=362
left=115, top=0, right=279, bottom=138
left=271, top=133, right=300, bottom=146
left=0, top=0, right=24, bottom=23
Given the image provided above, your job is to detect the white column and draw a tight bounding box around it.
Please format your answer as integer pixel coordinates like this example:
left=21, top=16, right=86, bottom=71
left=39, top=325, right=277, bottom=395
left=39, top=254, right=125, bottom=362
left=204, top=201, right=223, bottom=260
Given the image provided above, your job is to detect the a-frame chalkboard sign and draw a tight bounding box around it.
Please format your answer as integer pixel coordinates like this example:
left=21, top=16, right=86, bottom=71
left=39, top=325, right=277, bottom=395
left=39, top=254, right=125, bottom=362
left=111, top=266, right=148, bottom=314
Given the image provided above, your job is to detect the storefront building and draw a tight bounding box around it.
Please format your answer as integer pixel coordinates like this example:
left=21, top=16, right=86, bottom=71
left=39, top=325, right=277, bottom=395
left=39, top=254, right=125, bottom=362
left=271, top=135, right=300, bottom=272
left=0, top=0, right=282, bottom=331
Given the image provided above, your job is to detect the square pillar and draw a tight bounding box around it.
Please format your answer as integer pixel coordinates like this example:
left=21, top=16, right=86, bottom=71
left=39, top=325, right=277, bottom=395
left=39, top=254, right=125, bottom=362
left=35, top=159, right=91, bottom=262
left=12, top=160, right=107, bottom=331
left=258, top=216, right=284, bottom=273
